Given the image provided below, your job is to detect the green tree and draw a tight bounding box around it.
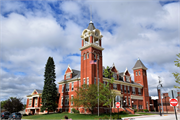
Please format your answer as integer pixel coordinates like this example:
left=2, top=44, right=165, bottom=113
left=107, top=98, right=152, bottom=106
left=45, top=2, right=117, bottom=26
left=41, top=57, right=58, bottom=113
left=72, top=84, right=99, bottom=114
left=3, top=97, right=23, bottom=113
left=1, top=100, right=7, bottom=109
left=99, top=66, right=116, bottom=118
left=173, top=53, right=180, bottom=89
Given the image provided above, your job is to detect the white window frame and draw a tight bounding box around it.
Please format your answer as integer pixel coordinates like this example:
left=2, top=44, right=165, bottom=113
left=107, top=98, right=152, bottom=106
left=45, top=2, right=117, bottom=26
left=62, top=84, right=64, bottom=93
left=71, top=82, right=74, bottom=91
left=97, top=54, right=99, bottom=60
left=71, top=95, right=73, bottom=106
left=132, top=87, right=136, bottom=94
left=126, top=76, right=130, bottom=82
left=139, top=71, right=140, bottom=76
left=87, top=53, right=89, bottom=59
left=65, top=95, right=69, bottom=106
left=35, top=98, right=38, bottom=106
left=66, top=73, right=71, bottom=79
left=83, top=78, right=85, bottom=84
left=66, top=83, right=69, bottom=92
left=84, top=54, right=86, bottom=60
left=124, top=85, right=126, bottom=93
left=113, top=83, right=117, bottom=90
left=138, top=88, right=141, bottom=95
left=29, top=99, right=32, bottom=106
left=136, top=71, right=138, bottom=76
left=128, top=86, right=130, bottom=93
left=87, top=77, right=89, bottom=85
left=121, top=85, right=123, bottom=93
left=61, top=97, right=63, bottom=106
left=94, top=77, right=96, bottom=84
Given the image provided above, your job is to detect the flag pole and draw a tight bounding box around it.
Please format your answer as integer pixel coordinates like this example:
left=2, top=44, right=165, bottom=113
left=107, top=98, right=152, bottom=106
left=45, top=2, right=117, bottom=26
left=97, top=59, right=99, bottom=116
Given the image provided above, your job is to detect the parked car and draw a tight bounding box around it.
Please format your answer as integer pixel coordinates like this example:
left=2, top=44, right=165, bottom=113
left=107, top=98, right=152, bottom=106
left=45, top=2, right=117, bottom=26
left=1, top=111, right=10, bottom=119
left=8, top=112, right=21, bottom=120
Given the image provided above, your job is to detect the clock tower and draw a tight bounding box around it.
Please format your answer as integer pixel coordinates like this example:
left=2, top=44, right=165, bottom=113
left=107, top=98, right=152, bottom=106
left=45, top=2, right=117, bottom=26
left=79, top=21, right=104, bottom=86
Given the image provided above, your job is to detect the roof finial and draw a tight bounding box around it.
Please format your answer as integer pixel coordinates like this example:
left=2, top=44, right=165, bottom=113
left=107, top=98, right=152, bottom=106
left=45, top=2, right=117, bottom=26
left=68, top=64, right=70, bottom=67
left=113, top=63, right=115, bottom=66
left=90, top=5, right=92, bottom=23
left=138, top=57, right=140, bottom=60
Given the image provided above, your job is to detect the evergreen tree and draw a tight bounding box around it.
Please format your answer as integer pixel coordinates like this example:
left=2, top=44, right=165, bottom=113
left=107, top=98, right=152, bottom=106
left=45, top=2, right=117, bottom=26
left=41, top=57, right=57, bottom=113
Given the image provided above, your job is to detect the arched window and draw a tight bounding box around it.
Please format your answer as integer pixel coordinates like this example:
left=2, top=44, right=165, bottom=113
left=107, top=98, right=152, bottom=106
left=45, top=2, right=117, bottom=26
left=139, top=71, right=140, bottom=76
left=97, top=54, right=99, bottom=60
left=84, top=54, right=86, bottom=60
left=87, top=53, right=89, bottom=59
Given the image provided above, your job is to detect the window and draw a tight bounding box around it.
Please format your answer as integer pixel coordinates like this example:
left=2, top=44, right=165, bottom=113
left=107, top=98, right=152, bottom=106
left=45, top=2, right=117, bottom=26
left=87, top=78, right=89, bottom=85
left=126, top=76, right=130, bottom=82
left=136, top=71, right=138, bottom=76
left=29, top=99, right=32, bottom=106
left=113, top=84, right=117, bottom=90
left=121, top=85, right=123, bottom=93
left=132, top=105, right=136, bottom=109
left=124, top=85, right=126, bottom=93
left=83, top=78, right=85, bottom=84
left=71, top=82, right=74, bottom=91
left=139, top=71, right=140, bottom=76
left=125, top=97, right=127, bottom=106
left=65, top=96, right=69, bottom=106
left=61, top=97, right=63, bottom=106
left=71, top=96, right=73, bottom=105
left=94, top=77, right=96, bottom=84
left=84, top=54, right=86, bottom=60
left=128, top=98, right=130, bottom=106
left=66, top=73, right=70, bottom=79
left=66, top=83, right=69, bottom=92
left=35, top=98, right=38, bottom=106
left=97, top=54, right=99, bottom=60
left=138, top=88, right=141, bottom=95
left=94, top=53, right=96, bottom=59
left=132, top=87, right=136, bottom=94
left=113, top=73, right=117, bottom=80
left=139, top=105, right=143, bottom=109
left=128, top=86, right=130, bottom=93
left=62, top=84, right=64, bottom=93
left=87, top=53, right=89, bottom=59
left=79, top=80, right=81, bottom=87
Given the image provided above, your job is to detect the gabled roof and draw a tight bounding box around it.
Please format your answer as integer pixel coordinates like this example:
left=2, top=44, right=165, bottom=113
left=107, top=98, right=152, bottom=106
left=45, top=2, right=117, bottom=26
left=36, top=89, right=43, bottom=94
left=133, top=59, right=147, bottom=70
left=87, top=22, right=96, bottom=31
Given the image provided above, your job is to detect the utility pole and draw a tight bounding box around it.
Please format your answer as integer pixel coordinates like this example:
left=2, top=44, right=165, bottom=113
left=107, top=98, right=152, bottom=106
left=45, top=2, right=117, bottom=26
left=157, top=76, right=163, bottom=116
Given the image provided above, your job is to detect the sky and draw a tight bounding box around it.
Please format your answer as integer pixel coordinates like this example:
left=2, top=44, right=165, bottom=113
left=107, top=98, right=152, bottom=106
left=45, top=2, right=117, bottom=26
left=0, top=0, right=179, bottom=102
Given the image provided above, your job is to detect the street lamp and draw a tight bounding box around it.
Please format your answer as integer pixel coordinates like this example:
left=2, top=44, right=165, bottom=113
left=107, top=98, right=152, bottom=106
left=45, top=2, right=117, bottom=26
left=123, top=100, right=126, bottom=107
left=157, top=76, right=162, bottom=116
left=132, top=101, right=134, bottom=109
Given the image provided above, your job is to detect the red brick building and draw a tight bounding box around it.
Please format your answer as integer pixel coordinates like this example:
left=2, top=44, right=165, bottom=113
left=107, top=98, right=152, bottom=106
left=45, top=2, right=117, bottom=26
left=25, top=21, right=153, bottom=114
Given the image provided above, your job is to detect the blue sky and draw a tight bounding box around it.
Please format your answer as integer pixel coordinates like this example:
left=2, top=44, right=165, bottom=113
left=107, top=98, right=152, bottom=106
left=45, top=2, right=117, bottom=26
left=0, top=0, right=179, bottom=101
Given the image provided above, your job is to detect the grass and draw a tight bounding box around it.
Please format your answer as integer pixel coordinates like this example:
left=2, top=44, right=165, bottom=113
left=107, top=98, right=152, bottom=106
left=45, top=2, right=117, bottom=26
left=22, top=113, right=140, bottom=119
left=136, top=112, right=156, bottom=115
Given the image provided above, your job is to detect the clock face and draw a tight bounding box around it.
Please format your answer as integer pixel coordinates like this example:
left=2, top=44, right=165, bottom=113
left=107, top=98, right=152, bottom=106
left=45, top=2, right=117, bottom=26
left=95, top=31, right=99, bottom=36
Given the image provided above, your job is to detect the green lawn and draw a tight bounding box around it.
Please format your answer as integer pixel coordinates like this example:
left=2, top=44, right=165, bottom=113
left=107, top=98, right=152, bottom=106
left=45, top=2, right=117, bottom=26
left=136, top=112, right=156, bottom=115
left=22, top=113, right=140, bottom=119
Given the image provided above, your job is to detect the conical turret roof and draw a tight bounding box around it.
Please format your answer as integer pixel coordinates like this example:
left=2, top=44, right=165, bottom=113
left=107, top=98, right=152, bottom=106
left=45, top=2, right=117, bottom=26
left=87, top=21, right=96, bottom=31
left=133, top=59, right=147, bottom=70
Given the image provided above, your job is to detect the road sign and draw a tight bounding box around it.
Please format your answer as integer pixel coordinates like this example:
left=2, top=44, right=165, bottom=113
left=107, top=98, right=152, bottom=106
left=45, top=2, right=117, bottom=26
left=115, top=95, right=120, bottom=102
left=170, top=99, right=178, bottom=106
left=168, top=90, right=177, bottom=98
left=116, top=102, right=120, bottom=108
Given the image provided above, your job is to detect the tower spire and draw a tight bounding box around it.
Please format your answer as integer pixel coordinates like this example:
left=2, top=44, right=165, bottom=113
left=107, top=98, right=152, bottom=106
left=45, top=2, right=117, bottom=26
left=90, top=5, right=92, bottom=23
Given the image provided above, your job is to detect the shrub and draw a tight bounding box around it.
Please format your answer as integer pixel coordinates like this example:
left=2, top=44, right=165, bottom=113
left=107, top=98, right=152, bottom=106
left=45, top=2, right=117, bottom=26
left=134, top=109, right=137, bottom=113
left=113, top=114, right=122, bottom=119
left=72, top=108, right=79, bottom=114
left=22, top=114, right=28, bottom=116
left=102, top=115, right=109, bottom=119
left=144, top=109, right=149, bottom=112
left=119, top=111, right=128, bottom=114
left=139, top=109, right=143, bottom=112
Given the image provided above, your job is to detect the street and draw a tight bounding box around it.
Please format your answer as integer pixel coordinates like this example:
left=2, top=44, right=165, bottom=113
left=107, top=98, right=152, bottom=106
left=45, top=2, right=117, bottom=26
left=123, top=113, right=180, bottom=120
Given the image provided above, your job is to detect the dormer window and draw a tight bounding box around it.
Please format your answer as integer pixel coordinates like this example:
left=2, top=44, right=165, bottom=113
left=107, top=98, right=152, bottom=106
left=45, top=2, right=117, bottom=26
left=126, top=76, right=130, bottom=82
left=84, top=54, right=86, bottom=60
left=66, top=73, right=71, bottom=79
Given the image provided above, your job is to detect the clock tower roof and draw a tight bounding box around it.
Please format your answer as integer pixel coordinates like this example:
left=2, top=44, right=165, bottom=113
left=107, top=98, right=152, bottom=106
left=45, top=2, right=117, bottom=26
left=87, top=21, right=96, bottom=31
left=133, top=59, right=147, bottom=70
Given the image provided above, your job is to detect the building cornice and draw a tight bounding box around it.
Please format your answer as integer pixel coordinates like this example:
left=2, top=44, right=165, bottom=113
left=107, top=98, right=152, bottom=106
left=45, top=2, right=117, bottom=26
left=131, top=95, right=143, bottom=100
left=103, top=78, right=143, bottom=88
left=80, top=43, right=104, bottom=51
left=58, top=78, right=80, bottom=84
left=132, top=67, right=147, bottom=70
